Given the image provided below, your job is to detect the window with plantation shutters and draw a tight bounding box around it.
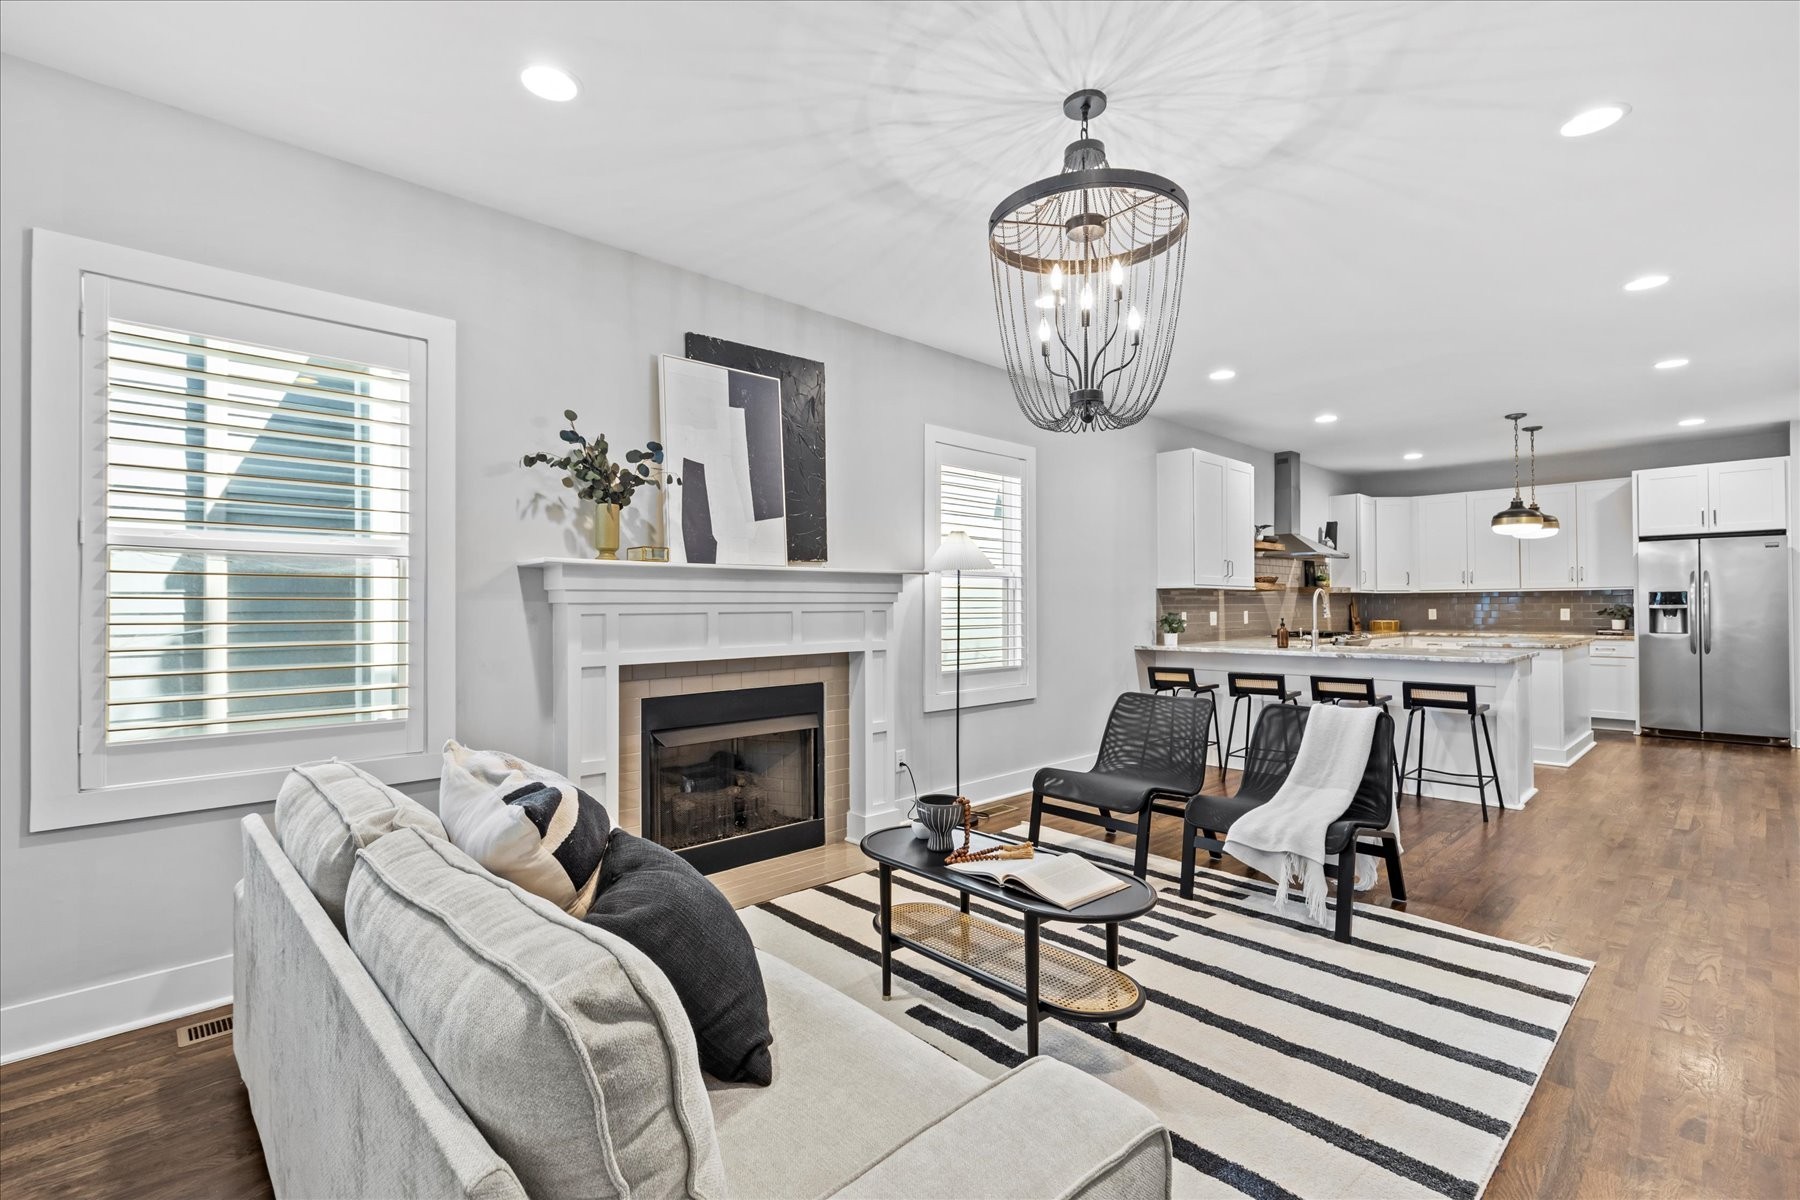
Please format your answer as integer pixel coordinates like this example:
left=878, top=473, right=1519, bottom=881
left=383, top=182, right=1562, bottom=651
left=102, top=321, right=413, bottom=743
left=28, top=231, right=455, bottom=831
left=938, top=463, right=1025, bottom=672
left=923, top=427, right=1037, bottom=713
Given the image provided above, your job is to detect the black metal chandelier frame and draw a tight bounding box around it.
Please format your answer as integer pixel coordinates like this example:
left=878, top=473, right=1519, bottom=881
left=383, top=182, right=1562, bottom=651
left=988, top=89, right=1190, bottom=432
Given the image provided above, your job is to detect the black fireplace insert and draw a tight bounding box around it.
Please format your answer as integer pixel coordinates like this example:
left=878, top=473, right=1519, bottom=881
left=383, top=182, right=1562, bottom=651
left=640, top=682, right=825, bottom=874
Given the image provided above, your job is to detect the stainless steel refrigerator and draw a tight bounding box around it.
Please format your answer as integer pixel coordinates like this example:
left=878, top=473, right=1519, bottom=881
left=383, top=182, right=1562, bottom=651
left=1638, top=534, right=1792, bottom=742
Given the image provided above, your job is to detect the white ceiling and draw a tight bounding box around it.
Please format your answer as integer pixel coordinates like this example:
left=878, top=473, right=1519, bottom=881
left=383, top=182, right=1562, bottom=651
left=4, top=0, right=1795, bottom=473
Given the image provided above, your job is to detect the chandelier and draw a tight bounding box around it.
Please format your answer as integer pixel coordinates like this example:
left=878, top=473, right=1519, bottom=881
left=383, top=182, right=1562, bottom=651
left=988, top=89, right=1189, bottom=432
left=1491, top=413, right=1561, bottom=538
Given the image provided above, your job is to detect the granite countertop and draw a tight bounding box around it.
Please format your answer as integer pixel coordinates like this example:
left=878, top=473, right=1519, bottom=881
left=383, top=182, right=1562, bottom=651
left=1135, top=639, right=1540, bottom=664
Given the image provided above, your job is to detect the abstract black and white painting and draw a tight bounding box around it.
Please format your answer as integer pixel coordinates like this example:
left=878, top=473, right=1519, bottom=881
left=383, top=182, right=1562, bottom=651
left=658, top=355, right=787, bottom=565
left=684, top=334, right=827, bottom=562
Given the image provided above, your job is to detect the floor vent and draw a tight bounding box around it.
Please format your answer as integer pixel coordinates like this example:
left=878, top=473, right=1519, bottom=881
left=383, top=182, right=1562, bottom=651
left=176, top=1013, right=233, bottom=1048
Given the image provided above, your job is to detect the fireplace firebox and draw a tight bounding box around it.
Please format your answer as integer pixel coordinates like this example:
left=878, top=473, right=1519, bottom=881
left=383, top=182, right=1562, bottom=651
left=641, top=683, right=825, bottom=874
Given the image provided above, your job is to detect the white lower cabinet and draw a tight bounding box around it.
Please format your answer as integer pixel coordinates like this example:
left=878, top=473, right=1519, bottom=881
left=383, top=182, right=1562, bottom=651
left=1588, top=640, right=1638, bottom=723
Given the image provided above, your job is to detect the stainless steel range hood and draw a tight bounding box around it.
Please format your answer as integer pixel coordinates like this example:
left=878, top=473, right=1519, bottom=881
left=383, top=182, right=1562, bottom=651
left=1270, top=450, right=1347, bottom=559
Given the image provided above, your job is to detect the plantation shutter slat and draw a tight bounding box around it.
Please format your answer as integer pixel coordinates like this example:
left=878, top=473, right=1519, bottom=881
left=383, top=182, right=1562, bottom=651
left=102, top=320, right=413, bottom=744
left=939, top=462, right=1026, bottom=671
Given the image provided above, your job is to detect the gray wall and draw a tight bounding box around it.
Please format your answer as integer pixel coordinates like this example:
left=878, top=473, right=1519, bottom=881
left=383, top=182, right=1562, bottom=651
left=0, top=57, right=1284, bottom=1042
left=1352, top=424, right=1790, bottom=497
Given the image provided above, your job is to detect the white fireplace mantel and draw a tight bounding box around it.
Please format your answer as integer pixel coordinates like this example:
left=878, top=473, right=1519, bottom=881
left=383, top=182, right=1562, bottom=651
left=521, top=558, right=912, bottom=840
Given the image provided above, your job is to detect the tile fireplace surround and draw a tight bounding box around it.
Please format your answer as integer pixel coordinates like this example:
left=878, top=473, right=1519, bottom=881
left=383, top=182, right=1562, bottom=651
left=521, top=560, right=907, bottom=840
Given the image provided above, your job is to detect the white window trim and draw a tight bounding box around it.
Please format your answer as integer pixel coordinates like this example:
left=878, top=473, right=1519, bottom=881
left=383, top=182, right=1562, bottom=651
left=27, top=230, right=456, bottom=831
left=922, top=425, right=1036, bottom=713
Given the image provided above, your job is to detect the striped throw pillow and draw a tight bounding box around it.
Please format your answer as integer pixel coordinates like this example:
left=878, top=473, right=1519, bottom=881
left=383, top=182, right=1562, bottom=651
left=438, top=740, right=612, bottom=915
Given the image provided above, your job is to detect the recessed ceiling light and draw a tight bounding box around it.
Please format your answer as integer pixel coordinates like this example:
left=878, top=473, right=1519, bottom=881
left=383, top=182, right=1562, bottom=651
left=1560, top=103, right=1630, bottom=138
left=1653, top=358, right=1690, bottom=370
left=1678, top=417, right=1706, bottom=427
left=1623, top=273, right=1669, bottom=292
left=1314, top=413, right=1338, bottom=424
left=521, top=64, right=579, bottom=102
left=1208, top=368, right=1236, bottom=382
left=1403, top=452, right=1423, bottom=460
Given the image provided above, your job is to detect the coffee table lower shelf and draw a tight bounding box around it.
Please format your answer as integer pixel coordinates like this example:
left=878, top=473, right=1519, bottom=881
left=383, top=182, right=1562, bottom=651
left=879, top=901, right=1144, bottom=1053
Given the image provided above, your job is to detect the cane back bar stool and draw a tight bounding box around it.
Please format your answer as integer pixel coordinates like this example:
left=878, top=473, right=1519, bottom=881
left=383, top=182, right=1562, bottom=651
left=1221, top=672, right=1300, bottom=784
left=1398, top=681, right=1505, bottom=822
left=1311, top=675, right=1403, bottom=793
left=1146, top=665, right=1225, bottom=785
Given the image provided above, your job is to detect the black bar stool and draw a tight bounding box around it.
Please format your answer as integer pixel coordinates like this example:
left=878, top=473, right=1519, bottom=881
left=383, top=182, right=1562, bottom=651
left=1222, top=672, right=1300, bottom=785
left=1398, top=681, right=1504, bottom=822
left=1146, top=665, right=1223, bottom=783
left=1311, top=676, right=1402, bottom=794
left=1309, top=675, right=1395, bottom=713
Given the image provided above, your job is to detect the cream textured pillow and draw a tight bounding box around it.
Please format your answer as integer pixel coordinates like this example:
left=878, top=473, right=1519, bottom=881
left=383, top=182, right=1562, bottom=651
left=437, top=740, right=611, bottom=915
left=273, top=759, right=446, bottom=929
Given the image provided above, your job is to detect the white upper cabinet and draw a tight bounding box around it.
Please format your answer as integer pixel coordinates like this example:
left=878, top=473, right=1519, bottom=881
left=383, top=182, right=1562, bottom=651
left=1413, top=493, right=1470, bottom=590
left=1575, top=478, right=1634, bottom=588
left=1222, top=459, right=1255, bottom=588
left=1329, top=493, right=1377, bottom=591
left=1707, top=457, right=1788, bottom=532
left=1635, top=465, right=1711, bottom=536
left=1373, top=497, right=1416, bottom=591
left=1467, top=488, right=1523, bottom=591
left=1409, top=490, right=1523, bottom=592
left=1520, top=483, right=1580, bottom=589
left=1636, top=458, right=1789, bottom=537
left=1156, top=448, right=1255, bottom=590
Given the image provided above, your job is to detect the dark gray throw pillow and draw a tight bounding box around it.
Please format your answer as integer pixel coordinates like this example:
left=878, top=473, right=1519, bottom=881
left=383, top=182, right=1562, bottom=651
left=583, top=832, right=774, bottom=1086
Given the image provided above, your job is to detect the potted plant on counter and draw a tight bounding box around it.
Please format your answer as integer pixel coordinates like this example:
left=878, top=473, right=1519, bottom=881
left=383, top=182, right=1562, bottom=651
left=522, top=410, right=669, bottom=560
left=1597, top=603, right=1633, bottom=632
left=1158, top=611, right=1187, bottom=648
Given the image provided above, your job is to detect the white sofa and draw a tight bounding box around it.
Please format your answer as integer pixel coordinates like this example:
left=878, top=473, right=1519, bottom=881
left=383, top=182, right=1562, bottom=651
left=234, top=813, right=1172, bottom=1198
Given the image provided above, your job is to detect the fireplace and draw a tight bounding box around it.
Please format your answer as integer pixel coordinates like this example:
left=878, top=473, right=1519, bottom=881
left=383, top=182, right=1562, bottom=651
left=640, top=683, right=826, bottom=874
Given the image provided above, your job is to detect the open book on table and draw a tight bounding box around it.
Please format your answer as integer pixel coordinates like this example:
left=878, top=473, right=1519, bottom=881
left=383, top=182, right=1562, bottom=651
left=943, top=834, right=1131, bottom=909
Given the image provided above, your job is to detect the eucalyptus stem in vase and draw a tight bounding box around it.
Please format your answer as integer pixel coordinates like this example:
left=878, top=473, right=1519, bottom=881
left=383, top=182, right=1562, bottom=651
left=522, top=410, right=672, bottom=560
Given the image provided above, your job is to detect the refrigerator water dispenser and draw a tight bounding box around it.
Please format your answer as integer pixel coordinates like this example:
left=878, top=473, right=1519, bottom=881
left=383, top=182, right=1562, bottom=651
left=1646, top=591, right=1689, bottom=635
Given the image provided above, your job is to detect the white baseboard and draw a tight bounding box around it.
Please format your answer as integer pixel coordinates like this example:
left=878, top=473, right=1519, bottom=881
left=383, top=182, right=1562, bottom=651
left=0, top=953, right=233, bottom=1064
left=909, top=752, right=1095, bottom=815
left=1534, top=729, right=1596, bottom=768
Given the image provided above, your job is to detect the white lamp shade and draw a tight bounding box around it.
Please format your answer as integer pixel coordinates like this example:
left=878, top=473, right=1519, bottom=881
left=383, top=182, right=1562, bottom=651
left=928, top=530, right=994, bottom=572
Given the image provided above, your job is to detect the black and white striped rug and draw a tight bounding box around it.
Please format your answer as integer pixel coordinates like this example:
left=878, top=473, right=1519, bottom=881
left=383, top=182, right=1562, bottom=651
left=740, top=827, right=1591, bottom=1200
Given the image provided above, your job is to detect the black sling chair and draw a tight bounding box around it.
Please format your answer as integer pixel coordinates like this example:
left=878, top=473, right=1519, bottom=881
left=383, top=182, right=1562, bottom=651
left=1180, top=703, right=1405, bottom=943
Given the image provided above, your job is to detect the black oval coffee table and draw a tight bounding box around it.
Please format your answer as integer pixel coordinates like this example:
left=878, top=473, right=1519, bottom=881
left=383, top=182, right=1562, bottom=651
left=859, top=826, right=1157, bottom=1056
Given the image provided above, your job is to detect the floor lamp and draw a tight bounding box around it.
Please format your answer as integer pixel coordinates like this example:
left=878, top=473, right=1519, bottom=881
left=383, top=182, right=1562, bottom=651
left=928, top=531, right=994, bottom=797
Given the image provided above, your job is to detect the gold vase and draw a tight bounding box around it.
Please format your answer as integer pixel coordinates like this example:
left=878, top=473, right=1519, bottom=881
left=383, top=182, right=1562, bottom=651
left=592, top=503, right=622, bottom=560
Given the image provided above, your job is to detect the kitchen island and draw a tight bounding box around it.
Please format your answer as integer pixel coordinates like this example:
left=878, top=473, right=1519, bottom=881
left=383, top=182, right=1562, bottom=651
left=1136, top=637, right=1549, bottom=808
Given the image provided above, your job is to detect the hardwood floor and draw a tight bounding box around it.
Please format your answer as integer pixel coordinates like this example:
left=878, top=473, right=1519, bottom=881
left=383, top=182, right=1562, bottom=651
left=1, top=732, right=1793, bottom=1198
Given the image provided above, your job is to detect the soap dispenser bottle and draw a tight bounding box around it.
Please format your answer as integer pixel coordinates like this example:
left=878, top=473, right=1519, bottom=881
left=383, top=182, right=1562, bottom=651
left=1276, top=619, right=1290, bottom=649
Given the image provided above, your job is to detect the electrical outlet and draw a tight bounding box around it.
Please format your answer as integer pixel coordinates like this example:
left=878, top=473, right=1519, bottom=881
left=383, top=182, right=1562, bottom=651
left=1428, top=608, right=1437, bottom=621
left=1209, top=612, right=1218, bottom=626
left=894, top=748, right=908, bottom=774
left=1560, top=608, right=1571, bottom=621
left=1242, top=611, right=1249, bottom=625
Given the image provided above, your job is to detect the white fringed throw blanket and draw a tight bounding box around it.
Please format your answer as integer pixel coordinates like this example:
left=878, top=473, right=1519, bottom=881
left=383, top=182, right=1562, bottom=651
left=1224, top=703, right=1391, bottom=926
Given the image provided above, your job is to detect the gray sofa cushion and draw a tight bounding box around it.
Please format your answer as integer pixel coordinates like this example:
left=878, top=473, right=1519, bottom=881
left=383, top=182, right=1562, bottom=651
left=707, top=948, right=986, bottom=1198
left=346, top=828, right=727, bottom=1199
left=584, top=832, right=773, bottom=1085
left=274, top=759, right=446, bottom=929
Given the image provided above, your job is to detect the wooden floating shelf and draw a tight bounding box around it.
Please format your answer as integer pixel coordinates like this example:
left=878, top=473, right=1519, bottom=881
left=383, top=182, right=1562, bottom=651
left=1252, top=541, right=1285, bottom=551
left=1254, top=581, right=1286, bottom=591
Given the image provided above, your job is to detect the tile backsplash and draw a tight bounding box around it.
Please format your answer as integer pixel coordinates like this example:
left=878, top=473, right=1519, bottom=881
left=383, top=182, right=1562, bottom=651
left=1353, top=589, right=1634, bottom=634
left=1156, top=579, right=1634, bottom=641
